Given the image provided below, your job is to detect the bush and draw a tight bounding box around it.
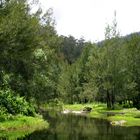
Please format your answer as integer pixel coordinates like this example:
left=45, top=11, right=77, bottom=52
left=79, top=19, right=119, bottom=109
left=114, top=103, right=123, bottom=110
left=122, top=101, right=133, bottom=108
left=48, top=98, right=64, bottom=110
left=0, top=89, right=36, bottom=117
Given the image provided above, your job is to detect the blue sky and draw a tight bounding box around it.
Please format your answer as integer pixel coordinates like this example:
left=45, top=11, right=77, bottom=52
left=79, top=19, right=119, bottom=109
left=37, top=0, right=140, bottom=42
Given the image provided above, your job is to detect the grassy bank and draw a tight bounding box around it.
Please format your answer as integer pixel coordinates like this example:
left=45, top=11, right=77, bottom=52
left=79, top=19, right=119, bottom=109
left=0, top=115, right=49, bottom=139
left=64, top=103, right=140, bottom=127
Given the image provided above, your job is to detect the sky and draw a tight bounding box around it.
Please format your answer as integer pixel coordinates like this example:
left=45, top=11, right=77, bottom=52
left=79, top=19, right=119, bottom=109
left=36, top=0, right=140, bottom=42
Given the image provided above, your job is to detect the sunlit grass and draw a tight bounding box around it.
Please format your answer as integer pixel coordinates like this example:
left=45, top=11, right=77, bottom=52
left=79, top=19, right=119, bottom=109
left=64, top=102, right=106, bottom=111
left=63, top=103, right=140, bottom=127
left=0, top=115, right=49, bottom=139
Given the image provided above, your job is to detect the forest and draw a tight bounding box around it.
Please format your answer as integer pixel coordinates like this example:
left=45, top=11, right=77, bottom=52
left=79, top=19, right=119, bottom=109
left=1, top=0, right=140, bottom=137
left=1, top=0, right=140, bottom=113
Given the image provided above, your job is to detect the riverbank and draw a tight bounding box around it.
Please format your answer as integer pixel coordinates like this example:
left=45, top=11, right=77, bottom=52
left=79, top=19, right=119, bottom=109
left=0, top=115, right=49, bottom=139
left=64, top=103, right=140, bottom=127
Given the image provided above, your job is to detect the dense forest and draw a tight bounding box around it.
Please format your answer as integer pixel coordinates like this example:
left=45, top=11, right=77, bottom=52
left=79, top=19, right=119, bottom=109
left=0, top=0, right=140, bottom=120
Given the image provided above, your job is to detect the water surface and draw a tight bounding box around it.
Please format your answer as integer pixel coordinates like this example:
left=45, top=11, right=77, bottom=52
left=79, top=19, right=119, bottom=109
left=23, top=112, right=140, bottom=140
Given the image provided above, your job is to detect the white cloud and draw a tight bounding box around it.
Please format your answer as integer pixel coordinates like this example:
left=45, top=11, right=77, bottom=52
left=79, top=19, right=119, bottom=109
left=38, top=0, right=140, bottom=42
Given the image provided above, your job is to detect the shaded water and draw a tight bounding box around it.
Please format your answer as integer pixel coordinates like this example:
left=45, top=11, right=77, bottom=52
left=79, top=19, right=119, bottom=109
left=23, top=112, right=140, bottom=140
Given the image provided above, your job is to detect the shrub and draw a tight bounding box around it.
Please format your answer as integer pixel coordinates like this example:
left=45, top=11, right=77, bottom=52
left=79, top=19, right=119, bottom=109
left=114, top=103, right=123, bottom=110
left=48, top=98, right=64, bottom=110
left=0, top=89, right=36, bottom=117
left=122, top=101, right=133, bottom=108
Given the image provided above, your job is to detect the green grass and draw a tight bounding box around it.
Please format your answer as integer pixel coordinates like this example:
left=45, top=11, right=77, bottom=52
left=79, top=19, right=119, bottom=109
left=63, top=103, right=140, bottom=127
left=107, top=108, right=140, bottom=126
left=64, top=103, right=106, bottom=111
left=0, top=115, right=49, bottom=139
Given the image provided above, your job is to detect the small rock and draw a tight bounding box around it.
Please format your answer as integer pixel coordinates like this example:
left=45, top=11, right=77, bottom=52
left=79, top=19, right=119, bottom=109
left=62, top=109, right=71, bottom=114
left=83, top=107, right=92, bottom=112
left=110, top=120, right=126, bottom=126
left=71, top=111, right=83, bottom=114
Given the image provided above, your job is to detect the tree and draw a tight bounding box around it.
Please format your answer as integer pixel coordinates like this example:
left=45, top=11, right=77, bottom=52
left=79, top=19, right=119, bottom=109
left=98, top=11, right=120, bottom=109
left=0, top=0, right=40, bottom=94
left=124, top=33, right=140, bottom=109
left=60, top=36, right=85, bottom=64
left=0, top=0, right=62, bottom=105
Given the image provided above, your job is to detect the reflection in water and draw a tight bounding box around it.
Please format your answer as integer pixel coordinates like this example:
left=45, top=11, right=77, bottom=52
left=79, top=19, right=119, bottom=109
left=22, top=111, right=140, bottom=140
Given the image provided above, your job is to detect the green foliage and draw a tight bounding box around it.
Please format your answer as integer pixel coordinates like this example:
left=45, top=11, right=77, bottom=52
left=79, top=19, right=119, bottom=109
left=59, top=12, right=140, bottom=110
left=59, top=23, right=140, bottom=111
left=0, top=89, right=36, bottom=118
left=114, top=103, right=123, bottom=110
left=122, top=101, right=133, bottom=108
left=0, top=0, right=62, bottom=105
left=47, top=98, right=64, bottom=110
left=1, top=0, right=140, bottom=113
left=60, top=36, right=85, bottom=64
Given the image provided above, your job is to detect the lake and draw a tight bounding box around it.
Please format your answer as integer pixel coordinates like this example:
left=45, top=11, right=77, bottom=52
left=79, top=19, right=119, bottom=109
left=22, top=111, right=140, bottom=140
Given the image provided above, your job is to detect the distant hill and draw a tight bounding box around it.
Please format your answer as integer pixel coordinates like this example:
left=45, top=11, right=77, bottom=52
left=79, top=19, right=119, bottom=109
left=97, top=31, right=140, bottom=47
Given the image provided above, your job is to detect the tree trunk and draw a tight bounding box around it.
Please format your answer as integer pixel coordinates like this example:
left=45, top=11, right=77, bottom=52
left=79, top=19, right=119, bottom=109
left=107, top=90, right=111, bottom=109
left=107, top=90, right=115, bottom=109
left=111, top=92, right=115, bottom=109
